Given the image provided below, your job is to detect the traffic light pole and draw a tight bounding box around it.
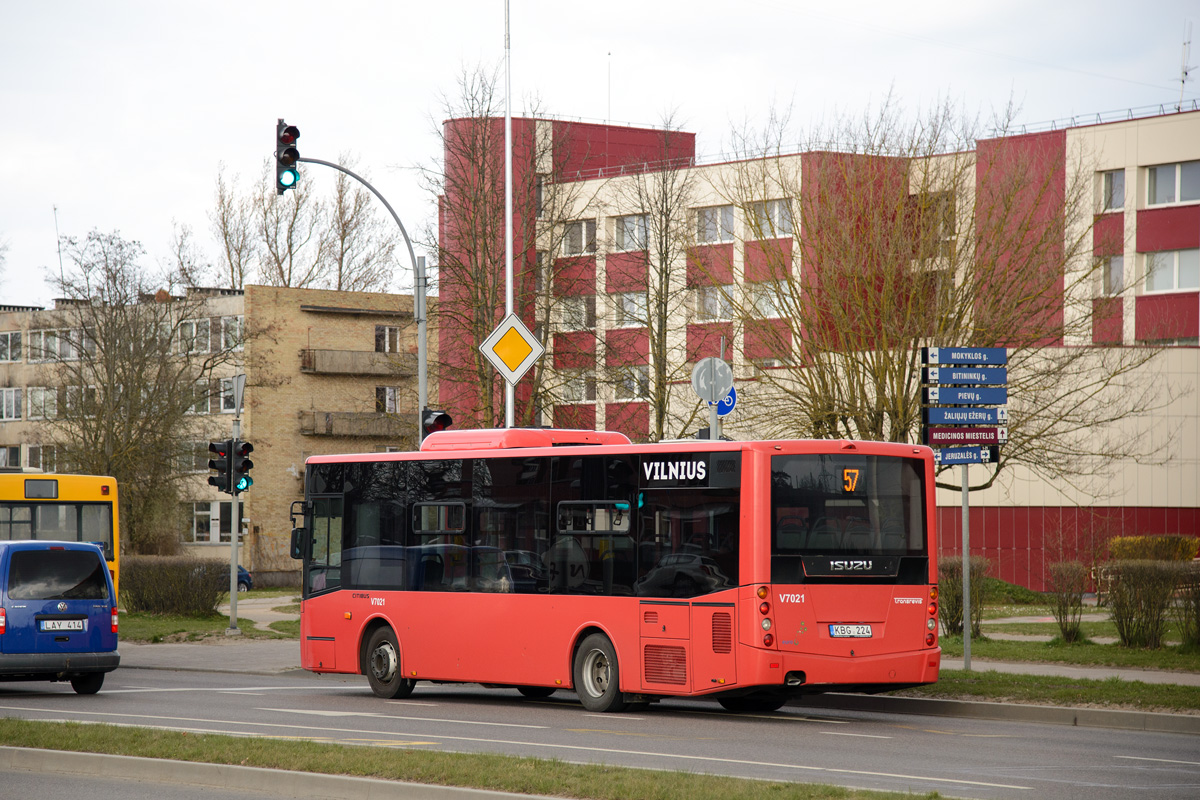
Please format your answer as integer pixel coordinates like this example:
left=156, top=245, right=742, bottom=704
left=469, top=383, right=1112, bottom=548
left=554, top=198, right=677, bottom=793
left=296, top=157, right=428, bottom=430
left=227, top=419, right=241, bottom=635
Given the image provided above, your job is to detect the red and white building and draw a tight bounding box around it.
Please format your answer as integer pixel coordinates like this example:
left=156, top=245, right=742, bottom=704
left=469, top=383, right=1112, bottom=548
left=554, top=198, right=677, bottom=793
left=436, top=108, right=1200, bottom=590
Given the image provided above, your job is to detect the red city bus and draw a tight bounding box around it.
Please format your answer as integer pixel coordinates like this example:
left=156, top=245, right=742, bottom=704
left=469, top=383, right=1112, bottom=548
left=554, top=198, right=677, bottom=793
left=290, top=428, right=940, bottom=712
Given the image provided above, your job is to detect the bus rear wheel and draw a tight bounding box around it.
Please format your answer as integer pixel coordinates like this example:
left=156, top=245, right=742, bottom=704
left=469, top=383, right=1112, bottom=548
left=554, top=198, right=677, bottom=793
left=718, top=693, right=787, bottom=713
left=365, top=627, right=415, bottom=699
left=573, top=633, right=627, bottom=713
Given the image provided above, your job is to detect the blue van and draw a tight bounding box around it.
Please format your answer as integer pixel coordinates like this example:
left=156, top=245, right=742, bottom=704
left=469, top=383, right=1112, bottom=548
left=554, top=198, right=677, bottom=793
left=0, top=540, right=120, bottom=693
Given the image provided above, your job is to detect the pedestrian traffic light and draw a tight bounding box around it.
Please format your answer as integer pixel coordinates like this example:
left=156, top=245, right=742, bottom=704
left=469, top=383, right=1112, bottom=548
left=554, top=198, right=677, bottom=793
left=275, top=119, right=300, bottom=195
left=233, top=440, right=254, bottom=494
left=208, top=439, right=232, bottom=494
left=421, top=408, right=453, bottom=440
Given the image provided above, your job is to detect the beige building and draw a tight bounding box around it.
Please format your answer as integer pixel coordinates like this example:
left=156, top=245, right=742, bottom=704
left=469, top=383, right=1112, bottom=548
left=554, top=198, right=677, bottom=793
left=0, top=285, right=430, bottom=585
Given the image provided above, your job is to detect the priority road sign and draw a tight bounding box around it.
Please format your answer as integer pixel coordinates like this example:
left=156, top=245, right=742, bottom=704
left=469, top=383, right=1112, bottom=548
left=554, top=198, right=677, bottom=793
left=480, top=313, right=544, bottom=385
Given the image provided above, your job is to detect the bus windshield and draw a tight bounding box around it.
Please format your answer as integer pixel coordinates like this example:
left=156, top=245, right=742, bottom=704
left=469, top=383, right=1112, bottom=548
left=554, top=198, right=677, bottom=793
left=770, top=453, right=927, bottom=583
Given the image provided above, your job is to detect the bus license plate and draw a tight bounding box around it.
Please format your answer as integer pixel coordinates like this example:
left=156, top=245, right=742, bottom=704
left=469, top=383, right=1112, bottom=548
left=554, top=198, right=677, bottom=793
left=40, top=619, right=85, bottom=632
left=829, top=624, right=872, bottom=638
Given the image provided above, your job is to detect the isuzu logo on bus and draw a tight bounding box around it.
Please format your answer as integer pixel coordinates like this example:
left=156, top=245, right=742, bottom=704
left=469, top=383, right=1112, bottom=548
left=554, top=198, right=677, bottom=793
left=829, top=559, right=873, bottom=571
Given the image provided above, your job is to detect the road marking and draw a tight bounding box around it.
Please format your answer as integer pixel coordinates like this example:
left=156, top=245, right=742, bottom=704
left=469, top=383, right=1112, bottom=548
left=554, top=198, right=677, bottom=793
left=819, top=731, right=891, bottom=739
left=1, top=704, right=1030, bottom=791
left=1116, top=755, right=1200, bottom=767
left=386, top=700, right=439, bottom=707
left=102, top=685, right=361, bottom=694
left=261, top=708, right=547, bottom=729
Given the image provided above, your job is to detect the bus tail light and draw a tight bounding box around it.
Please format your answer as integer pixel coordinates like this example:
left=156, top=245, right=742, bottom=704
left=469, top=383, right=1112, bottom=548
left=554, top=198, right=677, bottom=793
left=928, top=601, right=937, bottom=616
left=756, top=586, right=769, bottom=600
left=927, top=618, right=936, bottom=631
left=763, top=633, right=774, bottom=646
left=930, top=586, right=938, bottom=601
left=761, top=618, right=772, bottom=631
left=111, top=608, right=119, bottom=634
left=925, top=632, right=936, bottom=646
left=759, top=601, right=770, bottom=615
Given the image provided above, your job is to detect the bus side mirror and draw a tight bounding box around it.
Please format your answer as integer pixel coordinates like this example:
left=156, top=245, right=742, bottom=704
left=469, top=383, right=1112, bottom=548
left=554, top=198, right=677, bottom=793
left=290, top=528, right=304, bottom=560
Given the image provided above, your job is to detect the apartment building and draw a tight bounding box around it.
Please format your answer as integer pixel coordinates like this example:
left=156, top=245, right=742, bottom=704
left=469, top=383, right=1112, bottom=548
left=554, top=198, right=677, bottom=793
left=0, top=285, right=428, bottom=584
left=436, top=108, right=1199, bottom=590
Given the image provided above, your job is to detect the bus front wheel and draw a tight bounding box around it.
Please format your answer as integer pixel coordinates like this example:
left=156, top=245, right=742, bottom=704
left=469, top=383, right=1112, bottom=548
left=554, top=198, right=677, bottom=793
left=365, top=627, right=415, bottom=699
left=573, top=633, right=627, bottom=713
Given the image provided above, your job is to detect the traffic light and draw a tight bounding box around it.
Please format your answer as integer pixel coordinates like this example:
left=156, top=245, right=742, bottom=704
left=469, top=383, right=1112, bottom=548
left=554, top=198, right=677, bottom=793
left=421, top=408, right=453, bottom=439
left=275, top=119, right=300, bottom=195
left=232, top=440, right=254, bottom=494
left=208, top=439, right=232, bottom=494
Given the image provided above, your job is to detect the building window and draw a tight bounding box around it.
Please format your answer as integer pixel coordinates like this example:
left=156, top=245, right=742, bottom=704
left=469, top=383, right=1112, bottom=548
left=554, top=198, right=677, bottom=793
left=221, top=316, right=243, bottom=351
left=375, top=325, right=402, bottom=353
left=179, top=319, right=210, bottom=354
left=0, top=388, right=22, bottom=421
left=614, top=214, right=647, bottom=251
left=375, top=386, right=402, bottom=413
left=65, top=386, right=98, bottom=416
left=0, top=331, right=21, bottom=362
left=1103, top=256, right=1124, bottom=296
left=179, top=441, right=209, bottom=473
left=563, top=219, right=597, bottom=255
left=560, top=295, right=596, bottom=330
left=561, top=369, right=596, bottom=403
left=696, top=205, right=734, bottom=244
left=26, top=387, right=57, bottom=420
left=614, top=365, right=649, bottom=401
left=1145, top=249, right=1200, bottom=292
left=749, top=199, right=793, bottom=238
left=187, top=381, right=208, bottom=415
left=27, top=444, right=56, bottom=472
left=752, top=357, right=788, bottom=374
left=535, top=175, right=545, bottom=218
left=219, top=378, right=237, bottom=413
left=695, top=285, right=734, bottom=321
left=1101, top=169, right=1125, bottom=211
left=748, top=281, right=784, bottom=318
left=1147, top=161, right=1200, bottom=206
left=0, top=446, right=18, bottom=468
left=28, top=329, right=79, bottom=362
left=612, top=292, right=647, bottom=328
left=184, top=501, right=240, bottom=544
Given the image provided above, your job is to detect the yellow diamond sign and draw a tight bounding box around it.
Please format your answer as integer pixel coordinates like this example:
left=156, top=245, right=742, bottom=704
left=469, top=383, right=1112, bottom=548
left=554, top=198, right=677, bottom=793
left=480, top=313, right=545, bottom=385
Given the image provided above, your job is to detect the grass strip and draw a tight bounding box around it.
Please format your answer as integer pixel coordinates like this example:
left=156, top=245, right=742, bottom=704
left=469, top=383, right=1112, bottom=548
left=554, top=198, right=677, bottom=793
left=119, top=612, right=292, bottom=643
left=0, top=718, right=935, bottom=800
left=937, top=635, right=1200, bottom=672
left=895, top=668, right=1200, bottom=713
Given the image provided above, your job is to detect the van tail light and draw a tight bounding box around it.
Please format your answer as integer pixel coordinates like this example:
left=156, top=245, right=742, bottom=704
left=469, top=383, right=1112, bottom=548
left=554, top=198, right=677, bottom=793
left=0, top=607, right=5, bottom=634
left=111, top=608, right=119, bottom=634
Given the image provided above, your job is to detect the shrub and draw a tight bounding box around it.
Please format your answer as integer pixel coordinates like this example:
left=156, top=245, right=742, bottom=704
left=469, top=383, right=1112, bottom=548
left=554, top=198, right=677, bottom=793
left=1047, top=561, right=1088, bottom=643
left=938, top=556, right=989, bottom=637
left=1176, top=563, right=1200, bottom=649
left=1108, top=535, right=1198, bottom=561
left=122, top=556, right=228, bottom=615
left=1107, top=560, right=1186, bottom=649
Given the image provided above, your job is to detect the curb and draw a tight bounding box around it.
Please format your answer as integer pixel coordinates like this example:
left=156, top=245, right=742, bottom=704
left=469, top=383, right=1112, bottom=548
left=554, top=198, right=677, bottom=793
left=801, top=693, right=1200, bottom=735
left=0, top=747, right=536, bottom=800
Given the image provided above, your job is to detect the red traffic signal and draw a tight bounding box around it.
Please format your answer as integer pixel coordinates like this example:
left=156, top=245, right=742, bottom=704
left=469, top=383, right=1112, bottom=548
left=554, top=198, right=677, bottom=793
left=207, top=439, right=232, bottom=494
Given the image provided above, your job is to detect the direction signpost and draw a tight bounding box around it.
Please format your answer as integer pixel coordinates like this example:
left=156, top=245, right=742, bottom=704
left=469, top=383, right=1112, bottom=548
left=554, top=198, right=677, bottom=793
left=921, top=346, right=1009, bottom=671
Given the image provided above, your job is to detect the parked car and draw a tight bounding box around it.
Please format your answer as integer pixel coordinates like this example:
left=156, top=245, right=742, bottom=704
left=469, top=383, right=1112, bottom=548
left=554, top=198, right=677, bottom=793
left=0, top=540, right=120, bottom=694
left=237, top=565, right=253, bottom=592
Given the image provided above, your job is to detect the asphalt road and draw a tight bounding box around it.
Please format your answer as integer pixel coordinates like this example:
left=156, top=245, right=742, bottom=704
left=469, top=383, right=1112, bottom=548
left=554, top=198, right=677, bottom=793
left=2, top=666, right=1199, bottom=799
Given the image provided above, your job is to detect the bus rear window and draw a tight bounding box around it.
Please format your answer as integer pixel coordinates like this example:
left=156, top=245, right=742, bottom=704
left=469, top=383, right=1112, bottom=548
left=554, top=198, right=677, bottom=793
left=7, top=549, right=110, bottom=601
left=770, top=454, right=926, bottom=582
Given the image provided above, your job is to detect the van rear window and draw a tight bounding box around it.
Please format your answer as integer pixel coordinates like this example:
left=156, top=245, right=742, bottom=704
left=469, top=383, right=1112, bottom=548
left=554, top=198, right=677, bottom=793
left=7, top=550, right=110, bottom=601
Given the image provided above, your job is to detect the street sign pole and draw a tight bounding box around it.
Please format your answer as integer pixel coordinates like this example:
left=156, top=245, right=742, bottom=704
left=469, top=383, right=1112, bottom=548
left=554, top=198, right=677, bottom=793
left=962, top=463, right=970, bottom=670
left=228, top=373, right=246, bottom=636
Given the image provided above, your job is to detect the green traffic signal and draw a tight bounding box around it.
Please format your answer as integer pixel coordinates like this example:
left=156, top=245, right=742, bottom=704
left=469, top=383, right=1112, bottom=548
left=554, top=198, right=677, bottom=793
left=232, top=440, right=254, bottom=495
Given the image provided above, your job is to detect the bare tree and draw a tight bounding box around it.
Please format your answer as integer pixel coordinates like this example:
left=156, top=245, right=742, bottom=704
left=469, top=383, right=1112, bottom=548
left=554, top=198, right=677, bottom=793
left=38, top=230, right=240, bottom=553
left=252, top=159, right=329, bottom=288
left=209, top=166, right=256, bottom=289
left=327, top=154, right=400, bottom=292
left=719, top=97, right=1172, bottom=491
left=167, top=222, right=211, bottom=288
left=422, top=64, right=602, bottom=429
left=605, top=113, right=703, bottom=441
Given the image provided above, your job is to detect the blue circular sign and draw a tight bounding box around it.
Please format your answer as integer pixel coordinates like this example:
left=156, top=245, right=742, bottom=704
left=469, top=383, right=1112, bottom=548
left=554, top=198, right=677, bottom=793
left=712, top=385, right=736, bottom=417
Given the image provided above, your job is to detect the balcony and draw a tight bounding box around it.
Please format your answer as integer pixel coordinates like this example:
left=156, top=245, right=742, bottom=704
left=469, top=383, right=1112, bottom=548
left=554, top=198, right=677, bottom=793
left=300, top=349, right=416, bottom=377
left=299, top=411, right=416, bottom=438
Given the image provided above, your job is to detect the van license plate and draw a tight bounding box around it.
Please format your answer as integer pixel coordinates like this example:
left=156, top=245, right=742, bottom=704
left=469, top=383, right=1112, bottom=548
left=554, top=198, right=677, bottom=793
left=829, top=624, right=872, bottom=638
left=40, top=620, right=85, bottom=632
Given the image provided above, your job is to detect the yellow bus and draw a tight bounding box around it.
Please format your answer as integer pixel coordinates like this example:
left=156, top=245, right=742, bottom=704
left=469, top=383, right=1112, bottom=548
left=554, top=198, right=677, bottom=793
left=0, top=474, right=120, bottom=598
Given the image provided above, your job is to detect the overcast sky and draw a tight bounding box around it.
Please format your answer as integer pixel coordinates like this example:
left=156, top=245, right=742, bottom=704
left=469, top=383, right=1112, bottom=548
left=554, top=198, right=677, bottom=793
left=2, top=0, right=1197, bottom=307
